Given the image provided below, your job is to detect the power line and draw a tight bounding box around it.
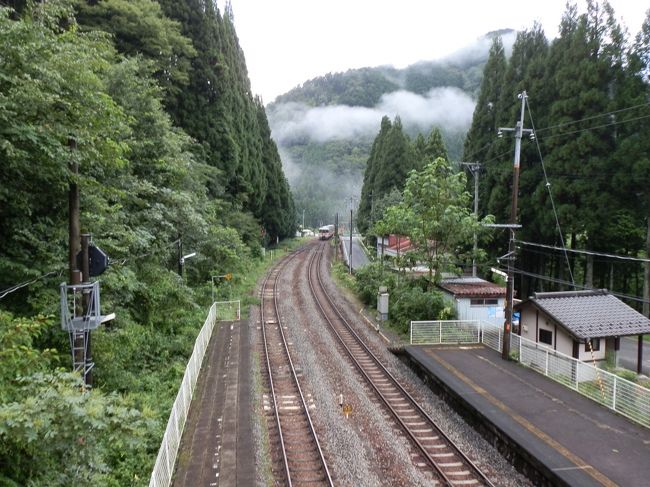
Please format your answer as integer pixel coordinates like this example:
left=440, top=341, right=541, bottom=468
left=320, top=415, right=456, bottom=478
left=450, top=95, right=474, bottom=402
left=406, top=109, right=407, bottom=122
left=542, top=113, right=650, bottom=141
left=0, top=269, right=65, bottom=300
left=525, top=100, right=575, bottom=286
left=494, top=265, right=650, bottom=305
left=535, top=101, right=650, bottom=134
left=517, top=240, right=650, bottom=263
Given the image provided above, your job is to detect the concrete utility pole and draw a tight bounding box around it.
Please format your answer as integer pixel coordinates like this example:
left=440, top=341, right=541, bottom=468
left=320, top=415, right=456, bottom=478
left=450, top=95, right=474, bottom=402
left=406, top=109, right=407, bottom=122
left=349, top=197, right=354, bottom=275
left=498, top=91, right=533, bottom=360
left=461, top=162, right=481, bottom=277
left=335, top=213, right=339, bottom=261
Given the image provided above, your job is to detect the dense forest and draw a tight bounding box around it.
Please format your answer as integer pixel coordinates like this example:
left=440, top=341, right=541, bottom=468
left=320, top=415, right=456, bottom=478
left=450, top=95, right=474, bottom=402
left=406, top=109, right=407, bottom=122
left=0, top=0, right=294, bottom=485
left=463, top=2, right=650, bottom=309
left=267, top=31, right=511, bottom=228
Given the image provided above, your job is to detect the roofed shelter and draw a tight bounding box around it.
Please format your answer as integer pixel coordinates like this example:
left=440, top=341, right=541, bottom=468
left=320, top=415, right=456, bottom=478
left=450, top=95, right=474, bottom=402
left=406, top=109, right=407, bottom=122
left=438, top=276, right=506, bottom=325
left=515, top=289, right=650, bottom=373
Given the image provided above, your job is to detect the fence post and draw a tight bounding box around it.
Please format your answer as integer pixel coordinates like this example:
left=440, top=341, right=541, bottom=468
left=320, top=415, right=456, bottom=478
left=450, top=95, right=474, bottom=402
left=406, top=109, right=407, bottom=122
left=612, top=377, right=617, bottom=410
left=410, top=321, right=413, bottom=344
left=439, top=321, right=442, bottom=344
left=575, top=361, right=580, bottom=390
left=545, top=349, right=549, bottom=376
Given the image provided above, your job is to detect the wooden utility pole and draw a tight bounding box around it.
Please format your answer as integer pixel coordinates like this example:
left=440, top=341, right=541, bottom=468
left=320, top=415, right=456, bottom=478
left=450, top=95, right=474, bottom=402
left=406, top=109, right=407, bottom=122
left=498, top=91, right=533, bottom=360
left=68, top=138, right=81, bottom=284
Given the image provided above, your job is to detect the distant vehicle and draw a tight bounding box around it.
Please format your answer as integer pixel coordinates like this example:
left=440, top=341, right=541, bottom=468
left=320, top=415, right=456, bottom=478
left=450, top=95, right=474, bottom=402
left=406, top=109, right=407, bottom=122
left=318, top=225, right=335, bottom=240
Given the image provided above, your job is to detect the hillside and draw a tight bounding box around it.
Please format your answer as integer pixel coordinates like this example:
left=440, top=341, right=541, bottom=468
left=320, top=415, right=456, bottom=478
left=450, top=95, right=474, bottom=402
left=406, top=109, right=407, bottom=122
left=268, top=30, right=515, bottom=227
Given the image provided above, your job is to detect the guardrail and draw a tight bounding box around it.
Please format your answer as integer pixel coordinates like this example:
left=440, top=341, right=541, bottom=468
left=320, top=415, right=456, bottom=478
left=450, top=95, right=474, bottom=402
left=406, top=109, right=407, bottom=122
left=410, top=320, right=650, bottom=428
left=149, top=303, right=216, bottom=487
left=149, top=300, right=242, bottom=487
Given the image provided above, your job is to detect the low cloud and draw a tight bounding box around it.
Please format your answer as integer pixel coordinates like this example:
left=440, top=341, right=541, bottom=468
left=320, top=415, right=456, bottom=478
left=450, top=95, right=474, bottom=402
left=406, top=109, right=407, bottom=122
left=268, top=87, right=476, bottom=145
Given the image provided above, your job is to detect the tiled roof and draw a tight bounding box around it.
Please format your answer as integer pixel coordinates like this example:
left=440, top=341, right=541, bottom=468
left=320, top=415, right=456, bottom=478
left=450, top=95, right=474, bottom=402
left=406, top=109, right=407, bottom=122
left=517, top=289, right=650, bottom=340
left=438, top=277, right=506, bottom=298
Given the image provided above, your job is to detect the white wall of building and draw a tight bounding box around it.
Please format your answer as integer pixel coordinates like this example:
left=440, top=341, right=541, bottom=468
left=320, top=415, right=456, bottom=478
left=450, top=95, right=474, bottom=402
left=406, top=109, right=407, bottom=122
left=443, top=293, right=505, bottom=326
left=519, top=304, right=606, bottom=361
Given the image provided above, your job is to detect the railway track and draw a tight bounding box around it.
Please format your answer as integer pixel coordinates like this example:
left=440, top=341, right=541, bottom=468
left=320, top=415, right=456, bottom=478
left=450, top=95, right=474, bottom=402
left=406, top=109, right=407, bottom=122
left=260, top=251, right=334, bottom=487
left=307, top=243, right=495, bottom=487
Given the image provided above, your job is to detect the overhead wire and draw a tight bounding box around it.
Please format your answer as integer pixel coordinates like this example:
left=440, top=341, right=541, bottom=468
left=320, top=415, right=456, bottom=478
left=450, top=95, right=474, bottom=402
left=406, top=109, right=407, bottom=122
left=525, top=97, right=575, bottom=286
left=0, top=269, right=65, bottom=300
left=517, top=240, right=650, bottom=264
left=493, top=265, right=650, bottom=305
left=534, top=101, right=650, bottom=134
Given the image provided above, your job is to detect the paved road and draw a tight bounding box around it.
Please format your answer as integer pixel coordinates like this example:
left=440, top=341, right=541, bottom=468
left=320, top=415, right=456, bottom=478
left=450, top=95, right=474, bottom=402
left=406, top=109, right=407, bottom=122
left=340, top=235, right=370, bottom=271
left=618, top=336, right=650, bottom=375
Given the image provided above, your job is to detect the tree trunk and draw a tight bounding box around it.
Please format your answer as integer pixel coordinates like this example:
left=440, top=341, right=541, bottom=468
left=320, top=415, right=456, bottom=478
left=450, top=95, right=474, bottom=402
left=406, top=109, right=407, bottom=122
left=585, top=254, right=594, bottom=289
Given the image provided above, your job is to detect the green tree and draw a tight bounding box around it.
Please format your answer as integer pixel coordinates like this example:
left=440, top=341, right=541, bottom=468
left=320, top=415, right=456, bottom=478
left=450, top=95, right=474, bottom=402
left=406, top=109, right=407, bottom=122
left=462, top=36, right=507, bottom=163
left=74, top=0, right=196, bottom=97
left=358, top=116, right=417, bottom=233
left=379, top=158, right=493, bottom=288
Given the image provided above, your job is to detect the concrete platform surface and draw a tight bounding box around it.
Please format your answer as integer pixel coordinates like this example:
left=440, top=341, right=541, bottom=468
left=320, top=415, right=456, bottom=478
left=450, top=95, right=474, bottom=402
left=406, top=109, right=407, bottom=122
left=404, top=345, right=650, bottom=487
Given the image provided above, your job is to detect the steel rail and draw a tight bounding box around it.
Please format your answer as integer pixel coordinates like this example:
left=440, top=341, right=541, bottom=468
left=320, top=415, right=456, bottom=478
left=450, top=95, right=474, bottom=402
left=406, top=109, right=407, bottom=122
left=308, top=243, right=495, bottom=487
left=260, top=247, right=333, bottom=487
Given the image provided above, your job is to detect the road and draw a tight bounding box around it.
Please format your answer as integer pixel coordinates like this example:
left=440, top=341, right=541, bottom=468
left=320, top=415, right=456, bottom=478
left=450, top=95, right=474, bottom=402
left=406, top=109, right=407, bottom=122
left=618, top=336, right=650, bottom=375
left=340, top=235, right=370, bottom=271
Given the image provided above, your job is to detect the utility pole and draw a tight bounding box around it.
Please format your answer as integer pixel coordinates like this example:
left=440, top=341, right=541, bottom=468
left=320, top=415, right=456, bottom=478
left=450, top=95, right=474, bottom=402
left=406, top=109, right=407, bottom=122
left=68, top=138, right=81, bottom=285
left=177, top=235, right=183, bottom=276
left=335, top=212, right=339, bottom=261
left=349, top=197, right=354, bottom=275
left=302, top=209, right=305, bottom=231
left=461, top=162, right=481, bottom=277
left=498, top=91, right=533, bottom=360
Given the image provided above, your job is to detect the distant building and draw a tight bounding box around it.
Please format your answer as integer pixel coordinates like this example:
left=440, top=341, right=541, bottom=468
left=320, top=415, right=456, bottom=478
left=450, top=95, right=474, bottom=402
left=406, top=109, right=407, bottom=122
left=515, top=289, right=650, bottom=367
left=376, top=234, right=412, bottom=258
left=437, top=276, right=506, bottom=325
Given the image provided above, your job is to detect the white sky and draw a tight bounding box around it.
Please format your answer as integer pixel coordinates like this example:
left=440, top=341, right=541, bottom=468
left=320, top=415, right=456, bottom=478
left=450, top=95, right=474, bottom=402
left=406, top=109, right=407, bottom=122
left=226, top=0, right=649, bottom=103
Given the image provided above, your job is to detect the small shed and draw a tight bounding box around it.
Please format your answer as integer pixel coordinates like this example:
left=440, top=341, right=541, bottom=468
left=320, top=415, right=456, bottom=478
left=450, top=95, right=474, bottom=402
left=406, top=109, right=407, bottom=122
left=515, top=289, right=650, bottom=371
left=438, top=276, right=506, bottom=325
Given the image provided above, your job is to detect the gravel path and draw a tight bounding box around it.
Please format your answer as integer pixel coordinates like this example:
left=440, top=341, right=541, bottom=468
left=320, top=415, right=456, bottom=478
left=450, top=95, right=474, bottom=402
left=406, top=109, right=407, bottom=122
left=252, top=242, right=532, bottom=486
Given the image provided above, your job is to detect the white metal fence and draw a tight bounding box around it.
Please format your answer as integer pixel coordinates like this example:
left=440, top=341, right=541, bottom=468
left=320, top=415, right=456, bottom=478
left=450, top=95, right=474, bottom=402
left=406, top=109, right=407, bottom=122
left=410, top=320, right=650, bottom=429
left=410, top=320, right=481, bottom=345
left=149, top=300, right=241, bottom=487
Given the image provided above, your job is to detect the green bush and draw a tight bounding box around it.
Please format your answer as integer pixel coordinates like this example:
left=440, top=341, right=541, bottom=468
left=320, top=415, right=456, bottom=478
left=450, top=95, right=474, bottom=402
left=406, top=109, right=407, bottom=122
left=353, top=262, right=397, bottom=305
left=390, top=286, right=452, bottom=334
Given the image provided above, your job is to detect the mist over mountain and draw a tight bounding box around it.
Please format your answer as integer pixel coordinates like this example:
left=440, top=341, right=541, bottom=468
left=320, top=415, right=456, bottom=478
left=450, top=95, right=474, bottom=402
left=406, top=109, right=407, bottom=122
left=268, top=30, right=516, bottom=227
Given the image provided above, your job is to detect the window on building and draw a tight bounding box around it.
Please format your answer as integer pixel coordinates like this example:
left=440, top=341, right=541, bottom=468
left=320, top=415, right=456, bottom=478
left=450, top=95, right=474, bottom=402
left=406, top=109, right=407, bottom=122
left=470, top=298, right=500, bottom=306
left=539, top=329, right=553, bottom=345
left=585, top=338, right=600, bottom=352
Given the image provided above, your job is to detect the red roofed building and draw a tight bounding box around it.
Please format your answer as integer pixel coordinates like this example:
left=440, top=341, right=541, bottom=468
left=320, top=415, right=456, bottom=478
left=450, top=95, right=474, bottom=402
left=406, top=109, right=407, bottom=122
left=376, top=234, right=413, bottom=258
left=437, top=276, right=507, bottom=325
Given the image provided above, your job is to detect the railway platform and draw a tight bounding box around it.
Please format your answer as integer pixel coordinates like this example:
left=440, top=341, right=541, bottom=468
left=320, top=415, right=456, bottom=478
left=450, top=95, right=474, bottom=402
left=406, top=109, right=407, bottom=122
left=172, top=317, right=254, bottom=486
left=400, top=344, right=650, bottom=487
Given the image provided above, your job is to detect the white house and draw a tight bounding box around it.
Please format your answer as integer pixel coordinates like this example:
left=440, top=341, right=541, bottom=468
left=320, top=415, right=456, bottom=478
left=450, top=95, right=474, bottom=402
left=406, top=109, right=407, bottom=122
left=437, top=276, right=506, bottom=325
left=515, top=289, right=650, bottom=367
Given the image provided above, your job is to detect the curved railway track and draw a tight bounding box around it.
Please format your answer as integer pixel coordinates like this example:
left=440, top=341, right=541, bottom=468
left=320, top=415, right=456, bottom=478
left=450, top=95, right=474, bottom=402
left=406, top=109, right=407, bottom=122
left=307, top=242, right=495, bottom=487
left=260, top=250, right=334, bottom=487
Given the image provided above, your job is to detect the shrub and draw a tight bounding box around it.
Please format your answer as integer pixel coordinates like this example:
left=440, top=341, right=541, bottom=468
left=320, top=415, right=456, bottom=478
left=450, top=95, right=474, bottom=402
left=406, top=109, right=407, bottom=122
left=353, top=262, right=396, bottom=305
left=390, top=286, right=452, bottom=334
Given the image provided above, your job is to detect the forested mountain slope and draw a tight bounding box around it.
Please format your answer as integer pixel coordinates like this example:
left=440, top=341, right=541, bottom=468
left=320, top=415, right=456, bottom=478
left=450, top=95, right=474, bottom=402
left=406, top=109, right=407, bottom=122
left=0, top=0, right=295, bottom=484
left=463, top=4, right=650, bottom=304
left=268, top=30, right=515, bottom=227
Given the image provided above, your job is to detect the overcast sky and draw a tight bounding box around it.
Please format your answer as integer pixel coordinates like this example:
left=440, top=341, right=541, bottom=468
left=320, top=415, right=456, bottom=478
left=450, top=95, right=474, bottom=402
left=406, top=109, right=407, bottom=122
left=226, top=0, right=648, bottom=103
